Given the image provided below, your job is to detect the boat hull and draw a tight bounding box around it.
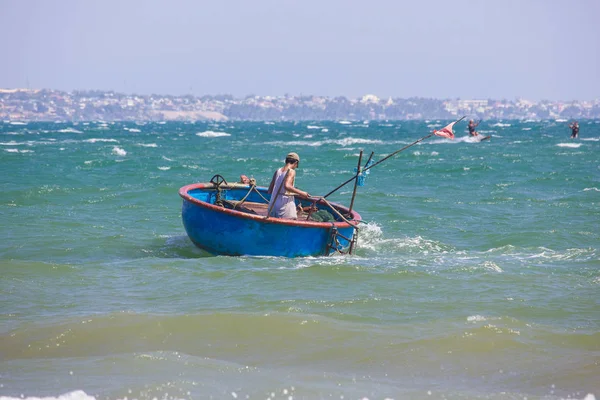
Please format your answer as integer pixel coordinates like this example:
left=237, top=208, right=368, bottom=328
left=179, top=183, right=360, bottom=257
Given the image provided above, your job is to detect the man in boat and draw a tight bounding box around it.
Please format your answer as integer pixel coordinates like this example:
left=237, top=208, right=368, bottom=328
left=468, top=119, right=480, bottom=137
left=569, top=121, right=579, bottom=138
left=267, top=152, right=311, bottom=219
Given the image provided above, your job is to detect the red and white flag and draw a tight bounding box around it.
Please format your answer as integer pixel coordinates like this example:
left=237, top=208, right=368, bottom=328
left=433, top=121, right=456, bottom=139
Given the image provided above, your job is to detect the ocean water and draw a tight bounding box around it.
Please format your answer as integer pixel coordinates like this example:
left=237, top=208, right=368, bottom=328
left=1, top=119, right=599, bottom=400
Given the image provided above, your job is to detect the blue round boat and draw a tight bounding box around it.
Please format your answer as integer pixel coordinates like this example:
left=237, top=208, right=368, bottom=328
left=179, top=179, right=361, bottom=257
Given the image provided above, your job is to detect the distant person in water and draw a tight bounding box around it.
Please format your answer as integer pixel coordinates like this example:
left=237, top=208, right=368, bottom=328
left=468, top=119, right=480, bottom=137
left=569, top=121, right=579, bottom=139
left=267, top=152, right=311, bottom=219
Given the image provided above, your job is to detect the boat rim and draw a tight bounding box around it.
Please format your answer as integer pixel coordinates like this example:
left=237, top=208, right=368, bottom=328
left=179, top=182, right=362, bottom=228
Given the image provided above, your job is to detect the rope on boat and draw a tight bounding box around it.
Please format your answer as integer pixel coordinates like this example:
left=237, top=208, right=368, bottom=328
left=232, top=183, right=270, bottom=210
left=319, top=197, right=359, bottom=229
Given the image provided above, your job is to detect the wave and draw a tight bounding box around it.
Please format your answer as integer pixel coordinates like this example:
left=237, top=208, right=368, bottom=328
left=112, top=146, right=127, bottom=156
left=84, top=138, right=119, bottom=143
left=196, top=131, right=231, bottom=137
left=4, top=148, right=33, bottom=153
left=0, top=390, right=96, bottom=400
left=556, top=143, right=582, bottom=148
left=490, top=123, right=511, bottom=127
left=136, top=143, right=158, bottom=147
left=267, top=137, right=384, bottom=147
left=57, top=128, right=83, bottom=133
left=584, top=187, right=600, bottom=192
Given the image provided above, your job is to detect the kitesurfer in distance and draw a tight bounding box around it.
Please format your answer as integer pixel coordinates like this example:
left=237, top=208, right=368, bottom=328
left=569, top=121, right=579, bottom=139
left=468, top=119, right=480, bottom=137
left=267, top=152, right=311, bottom=219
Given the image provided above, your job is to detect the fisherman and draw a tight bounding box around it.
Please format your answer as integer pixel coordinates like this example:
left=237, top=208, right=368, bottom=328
left=569, top=121, right=579, bottom=138
left=267, top=152, right=311, bottom=219
left=468, top=119, right=480, bottom=137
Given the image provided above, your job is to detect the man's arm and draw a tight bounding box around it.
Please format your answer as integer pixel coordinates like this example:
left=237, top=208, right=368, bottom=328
left=284, top=169, right=309, bottom=197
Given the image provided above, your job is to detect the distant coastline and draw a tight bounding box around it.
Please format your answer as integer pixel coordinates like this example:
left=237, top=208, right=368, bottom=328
left=1, top=88, right=599, bottom=121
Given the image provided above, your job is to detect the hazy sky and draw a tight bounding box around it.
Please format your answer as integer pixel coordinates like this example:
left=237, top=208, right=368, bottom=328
left=1, top=0, right=599, bottom=100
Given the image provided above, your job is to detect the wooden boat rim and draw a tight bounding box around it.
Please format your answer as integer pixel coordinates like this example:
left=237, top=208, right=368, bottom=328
left=179, top=183, right=362, bottom=228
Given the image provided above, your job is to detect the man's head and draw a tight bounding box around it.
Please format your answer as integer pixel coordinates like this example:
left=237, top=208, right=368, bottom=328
left=286, top=152, right=300, bottom=166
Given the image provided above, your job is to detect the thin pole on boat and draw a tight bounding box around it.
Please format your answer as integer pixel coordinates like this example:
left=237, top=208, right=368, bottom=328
left=323, top=151, right=373, bottom=199
left=348, top=150, right=363, bottom=213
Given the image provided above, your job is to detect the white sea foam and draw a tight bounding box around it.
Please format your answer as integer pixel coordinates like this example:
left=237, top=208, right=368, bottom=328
left=581, top=137, right=600, bottom=141
left=307, top=125, right=322, bottom=129
left=9, top=121, right=27, bottom=125
left=0, top=141, right=20, bottom=146
left=137, top=143, right=158, bottom=147
left=4, top=148, right=33, bottom=153
left=125, top=128, right=141, bottom=132
left=355, top=222, right=383, bottom=250
left=555, top=118, right=568, bottom=122
left=58, top=128, right=83, bottom=133
left=321, top=128, right=329, bottom=132
left=467, top=315, right=487, bottom=322
left=556, top=143, right=582, bottom=148
left=84, top=138, right=119, bottom=143
left=162, top=156, right=174, bottom=161
left=584, top=187, right=600, bottom=192
left=112, top=146, right=127, bottom=156
left=304, top=134, right=313, bottom=139
left=338, top=120, right=352, bottom=125
left=490, top=123, right=511, bottom=127
left=158, top=166, right=170, bottom=170
left=268, top=137, right=383, bottom=147
left=196, top=131, right=231, bottom=137
left=481, top=260, right=503, bottom=272
left=522, top=127, right=532, bottom=131
left=0, top=390, right=96, bottom=400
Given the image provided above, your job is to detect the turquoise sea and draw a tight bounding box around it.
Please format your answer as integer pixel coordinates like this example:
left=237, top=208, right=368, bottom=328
left=1, top=119, right=599, bottom=400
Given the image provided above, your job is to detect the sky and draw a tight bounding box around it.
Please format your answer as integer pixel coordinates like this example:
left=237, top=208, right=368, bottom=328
left=1, top=0, right=599, bottom=101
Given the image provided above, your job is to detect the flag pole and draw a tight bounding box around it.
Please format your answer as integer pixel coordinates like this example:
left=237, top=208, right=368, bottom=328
left=322, top=116, right=465, bottom=199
